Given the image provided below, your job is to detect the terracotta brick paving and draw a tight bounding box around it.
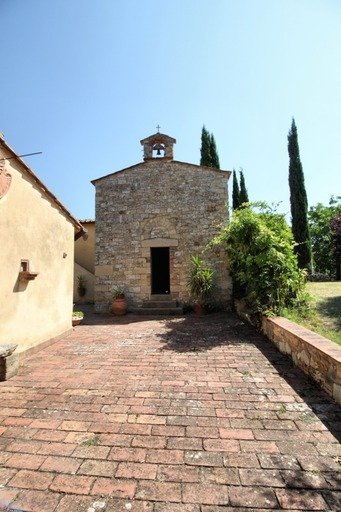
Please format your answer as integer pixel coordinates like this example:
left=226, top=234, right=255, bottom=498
left=0, top=312, right=340, bottom=511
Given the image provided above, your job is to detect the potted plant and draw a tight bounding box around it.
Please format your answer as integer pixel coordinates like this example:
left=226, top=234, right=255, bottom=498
left=112, top=285, right=127, bottom=315
left=77, top=275, right=87, bottom=298
left=187, top=255, right=214, bottom=316
left=72, top=310, right=84, bottom=326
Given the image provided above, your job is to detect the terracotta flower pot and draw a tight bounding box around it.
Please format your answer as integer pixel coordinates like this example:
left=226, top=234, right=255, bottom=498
left=112, top=297, right=127, bottom=315
left=72, top=317, right=82, bottom=326
left=193, top=303, right=206, bottom=316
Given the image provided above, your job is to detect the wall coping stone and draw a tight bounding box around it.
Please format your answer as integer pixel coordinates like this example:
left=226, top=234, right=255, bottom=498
left=0, top=344, right=17, bottom=358
left=262, top=315, right=341, bottom=405
left=268, top=316, right=341, bottom=363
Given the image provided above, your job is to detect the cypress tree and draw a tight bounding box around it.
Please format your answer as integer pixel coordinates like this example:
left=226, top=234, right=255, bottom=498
left=232, top=169, right=240, bottom=210
left=288, top=118, right=312, bottom=271
left=209, top=133, right=220, bottom=169
left=200, top=126, right=220, bottom=169
left=239, top=169, right=249, bottom=206
left=200, top=126, right=211, bottom=166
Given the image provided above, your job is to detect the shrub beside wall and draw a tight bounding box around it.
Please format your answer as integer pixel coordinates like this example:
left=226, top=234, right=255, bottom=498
left=212, top=203, right=307, bottom=318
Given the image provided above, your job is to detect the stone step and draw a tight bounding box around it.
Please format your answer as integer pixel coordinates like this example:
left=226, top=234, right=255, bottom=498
left=150, top=294, right=173, bottom=301
left=142, top=300, right=178, bottom=308
left=131, top=307, right=183, bottom=316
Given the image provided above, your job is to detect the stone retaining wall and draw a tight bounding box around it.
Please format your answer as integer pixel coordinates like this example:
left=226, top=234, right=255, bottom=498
left=262, top=316, right=341, bottom=405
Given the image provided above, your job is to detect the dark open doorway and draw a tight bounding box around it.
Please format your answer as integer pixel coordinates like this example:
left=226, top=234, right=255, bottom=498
left=151, top=247, right=170, bottom=294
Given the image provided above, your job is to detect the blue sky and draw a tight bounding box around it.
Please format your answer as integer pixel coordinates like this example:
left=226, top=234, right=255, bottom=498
left=1, top=0, right=340, bottom=220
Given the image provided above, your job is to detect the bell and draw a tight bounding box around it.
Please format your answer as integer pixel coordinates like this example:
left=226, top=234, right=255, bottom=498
left=156, top=148, right=161, bottom=156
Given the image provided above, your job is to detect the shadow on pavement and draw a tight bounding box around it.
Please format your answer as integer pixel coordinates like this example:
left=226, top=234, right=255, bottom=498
left=76, top=306, right=341, bottom=444
left=76, top=304, right=171, bottom=326
left=157, top=313, right=341, bottom=445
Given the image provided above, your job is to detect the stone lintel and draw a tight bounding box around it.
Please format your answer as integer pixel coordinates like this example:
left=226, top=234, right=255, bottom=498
left=141, top=238, right=178, bottom=248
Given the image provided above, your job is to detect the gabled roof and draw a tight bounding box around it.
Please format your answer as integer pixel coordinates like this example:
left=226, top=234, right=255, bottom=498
left=0, top=134, right=85, bottom=237
left=91, top=160, right=231, bottom=185
left=140, top=132, right=176, bottom=144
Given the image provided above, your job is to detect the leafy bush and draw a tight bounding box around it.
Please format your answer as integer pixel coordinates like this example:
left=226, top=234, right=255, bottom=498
left=307, top=273, right=331, bottom=282
left=72, top=311, right=84, bottom=319
left=308, top=196, right=341, bottom=278
left=77, top=275, right=87, bottom=297
left=330, top=212, right=341, bottom=280
left=212, top=203, right=308, bottom=316
left=182, top=302, right=194, bottom=314
left=112, top=285, right=125, bottom=299
left=203, top=298, right=225, bottom=313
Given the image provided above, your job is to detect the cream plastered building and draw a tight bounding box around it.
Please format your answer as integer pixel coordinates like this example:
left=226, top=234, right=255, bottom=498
left=74, top=220, right=95, bottom=303
left=92, top=132, right=232, bottom=312
left=0, top=135, right=85, bottom=354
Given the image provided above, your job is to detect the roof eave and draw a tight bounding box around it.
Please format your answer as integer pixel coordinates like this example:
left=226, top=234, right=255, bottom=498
left=0, top=135, right=84, bottom=235
left=92, top=160, right=231, bottom=184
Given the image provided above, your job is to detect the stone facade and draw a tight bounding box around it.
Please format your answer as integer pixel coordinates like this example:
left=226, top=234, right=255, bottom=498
left=92, top=133, right=232, bottom=311
left=0, top=134, right=84, bottom=353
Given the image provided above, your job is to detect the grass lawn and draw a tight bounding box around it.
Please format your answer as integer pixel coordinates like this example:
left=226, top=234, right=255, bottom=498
left=283, top=281, right=341, bottom=345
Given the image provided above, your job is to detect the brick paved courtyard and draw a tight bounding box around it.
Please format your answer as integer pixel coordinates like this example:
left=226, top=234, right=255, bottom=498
left=0, top=312, right=340, bottom=511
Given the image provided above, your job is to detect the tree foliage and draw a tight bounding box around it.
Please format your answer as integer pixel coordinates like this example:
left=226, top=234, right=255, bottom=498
left=239, top=169, right=249, bottom=205
left=308, top=196, right=341, bottom=278
left=331, top=211, right=341, bottom=280
left=200, top=126, right=220, bottom=169
left=200, top=126, right=211, bottom=167
left=288, top=118, right=312, bottom=271
left=213, top=203, right=307, bottom=316
left=232, top=169, right=240, bottom=210
left=232, top=168, right=249, bottom=210
left=331, top=214, right=341, bottom=253
left=209, top=133, right=220, bottom=169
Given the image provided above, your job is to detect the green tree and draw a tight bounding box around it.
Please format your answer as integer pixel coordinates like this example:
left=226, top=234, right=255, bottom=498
left=308, top=197, right=341, bottom=278
left=210, top=133, right=220, bottom=169
left=330, top=212, right=341, bottom=281
left=239, top=169, right=249, bottom=205
left=212, top=203, right=307, bottom=316
left=232, top=169, right=240, bottom=210
left=200, top=126, right=220, bottom=169
left=200, top=126, right=211, bottom=166
left=288, top=118, right=312, bottom=272
left=331, top=213, right=341, bottom=280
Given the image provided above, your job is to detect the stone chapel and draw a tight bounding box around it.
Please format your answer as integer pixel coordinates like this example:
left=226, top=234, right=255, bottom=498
left=92, top=131, right=232, bottom=312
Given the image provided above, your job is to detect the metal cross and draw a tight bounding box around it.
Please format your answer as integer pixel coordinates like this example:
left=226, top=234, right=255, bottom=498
left=156, top=124, right=161, bottom=133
